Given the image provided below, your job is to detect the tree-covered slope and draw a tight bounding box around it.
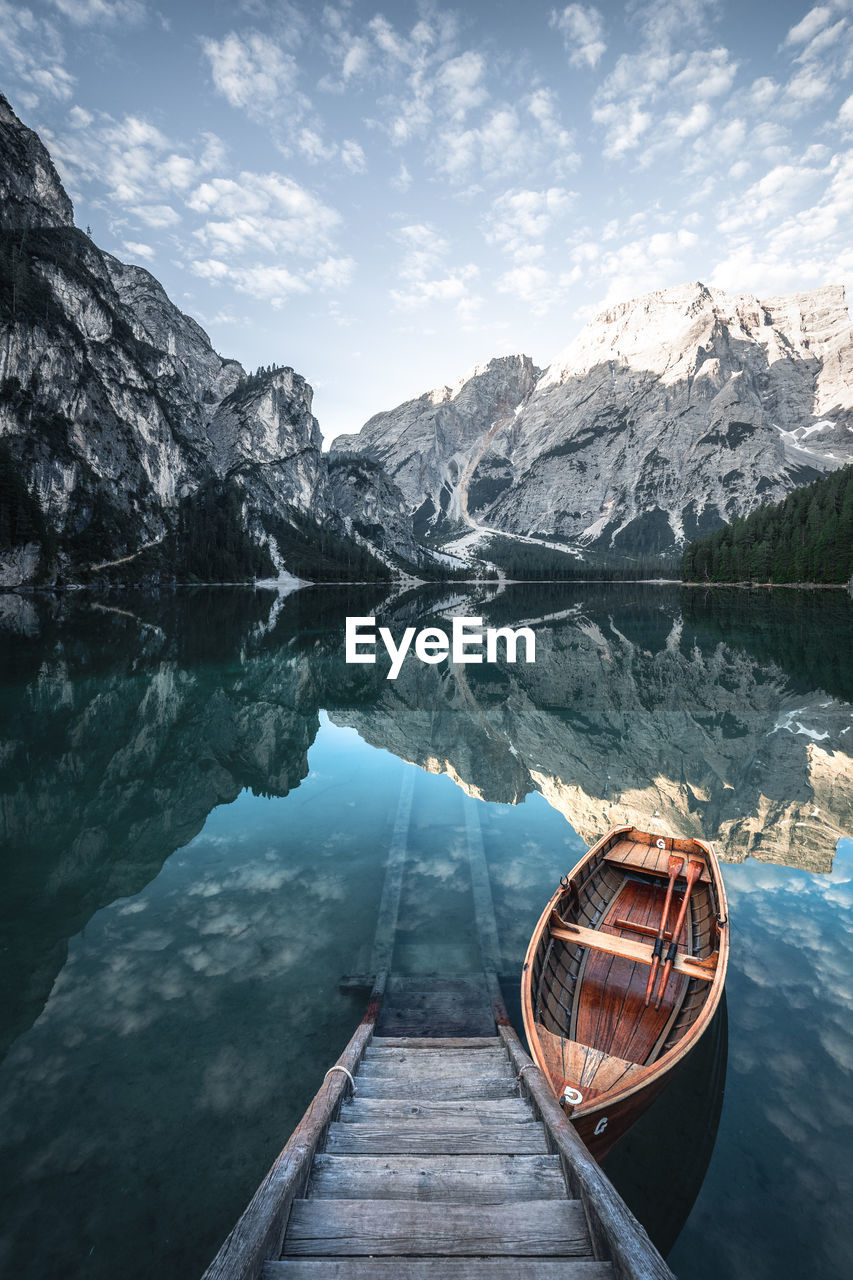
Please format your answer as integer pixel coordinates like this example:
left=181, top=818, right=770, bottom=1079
left=681, top=465, right=853, bottom=583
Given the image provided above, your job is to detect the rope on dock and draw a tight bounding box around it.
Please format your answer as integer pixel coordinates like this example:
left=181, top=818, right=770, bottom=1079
left=322, top=1065, right=356, bottom=1096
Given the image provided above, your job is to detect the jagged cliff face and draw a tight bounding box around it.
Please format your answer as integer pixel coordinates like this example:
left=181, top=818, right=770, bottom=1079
left=482, top=283, right=853, bottom=553
left=0, top=95, right=74, bottom=228
left=335, top=283, right=853, bottom=557
left=332, top=355, right=539, bottom=538
left=0, top=95, right=423, bottom=584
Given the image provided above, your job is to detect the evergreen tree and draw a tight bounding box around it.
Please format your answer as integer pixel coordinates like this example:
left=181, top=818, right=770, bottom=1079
left=681, top=466, right=853, bottom=584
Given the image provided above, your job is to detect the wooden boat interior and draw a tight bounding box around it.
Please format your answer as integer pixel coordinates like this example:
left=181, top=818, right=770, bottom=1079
left=528, top=828, right=726, bottom=1104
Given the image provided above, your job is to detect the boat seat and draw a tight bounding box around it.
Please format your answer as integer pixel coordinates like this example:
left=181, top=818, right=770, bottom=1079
left=603, top=839, right=711, bottom=882
left=548, top=913, right=717, bottom=982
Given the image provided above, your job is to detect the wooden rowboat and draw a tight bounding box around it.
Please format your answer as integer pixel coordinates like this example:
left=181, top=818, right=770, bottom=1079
left=521, top=824, right=729, bottom=1161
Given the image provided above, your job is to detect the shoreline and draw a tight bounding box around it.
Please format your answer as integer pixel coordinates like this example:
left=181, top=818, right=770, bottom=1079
left=4, top=577, right=851, bottom=595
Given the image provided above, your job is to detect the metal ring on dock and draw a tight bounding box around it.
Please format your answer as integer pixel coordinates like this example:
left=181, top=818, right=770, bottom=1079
left=323, top=1065, right=356, bottom=1096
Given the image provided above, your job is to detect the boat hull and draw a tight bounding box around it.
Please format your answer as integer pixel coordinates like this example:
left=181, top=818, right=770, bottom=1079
left=522, top=825, right=729, bottom=1162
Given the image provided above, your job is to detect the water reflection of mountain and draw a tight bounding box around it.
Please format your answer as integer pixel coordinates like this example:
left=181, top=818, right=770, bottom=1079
left=329, top=585, right=853, bottom=875
left=1, top=582, right=851, bottom=1058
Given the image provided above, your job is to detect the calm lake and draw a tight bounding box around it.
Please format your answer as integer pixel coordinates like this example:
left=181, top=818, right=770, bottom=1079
left=1, top=582, right=851, bottom=1280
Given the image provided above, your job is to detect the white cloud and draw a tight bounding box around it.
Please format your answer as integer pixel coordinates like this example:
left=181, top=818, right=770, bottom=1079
left=671, top=47, right=738, bottom=99
left=202, top=31, right=306, bottom=119
left=391, top=162, right=412, bottom=191
left=149, top=153, right=195, bottom=192
left=298, top=128, right=338, bottom=164
left=669, top=101, right=713, bottom=138
left=839, top=94, right=853, bottom=133
left=390, top=223, right=480, bottom=317
left=49, top=0, right=145, bottom=23
left=592, top=102, right=652, bottom=158
left=340, top=140, right=365, bottom=172
left=750, top=77, right=779, bottom=108
left=0, top=1, right=75, bottom=105
left=391, top=264, right=480, bottom=311
left=590, top=6, right=740, bottom=164
left=435, top=94, right=577, bottom=183
left=550, top=4, right=606, bottom=70
left=784, top=65, right=833, bottom=106
left=710, top=149, right=853, bottom=295
left=496, top=262, right=571, bottom=312
left=717, top=158, right=826, bottom=233
left=45, top=111, right=226, bottom=232
left=438, top=51, right=488, bottom=120
left=128, top=203, right=180, bottom=228
left=784, top=6, right=834, bottom=47
left=189, top=172, right=341, bottom=259
left=122, top=240, right=154, bottom=260
left=485, top=187, right=575, bottom=257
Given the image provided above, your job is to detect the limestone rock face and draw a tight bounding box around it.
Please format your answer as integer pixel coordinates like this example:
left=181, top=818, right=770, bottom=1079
left=336, top=283, right=853, bottom=558
left=484, top=282, right=853, bottom=553
left=0, top=96, right=424, bottom=582
left=332, top=355, right=539, bottom=538
left=0, top=93, right=74, bottom=229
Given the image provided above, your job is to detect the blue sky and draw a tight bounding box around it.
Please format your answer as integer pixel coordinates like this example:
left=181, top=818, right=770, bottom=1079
left=2, top=0, right=852, bottom=441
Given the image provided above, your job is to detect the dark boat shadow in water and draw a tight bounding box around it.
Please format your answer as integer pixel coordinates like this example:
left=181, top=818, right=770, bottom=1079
left=601, top=995, right=729, bottom=1258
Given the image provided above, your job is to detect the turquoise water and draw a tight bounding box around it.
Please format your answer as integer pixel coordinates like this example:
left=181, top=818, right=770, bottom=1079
left=1, top=583, right=851, bottom=1278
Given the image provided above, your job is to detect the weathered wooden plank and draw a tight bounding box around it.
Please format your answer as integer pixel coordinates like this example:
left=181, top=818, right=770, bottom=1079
left=264, top=1260, right=615, bottom=1279
left=265, top=1259, right=614, bottom=1278
left=340, top=1097, right=533, bottom=1123
left=372, top=1036, right=502, bottom=1049
left=324, top=1121, right=550, bottom=1155
left=603, top=844, right=710, bottom=882
left=361, top=1044, right=507, bottom=1064
left=355, top=1075, right=520, bottom=1100
left=282, top=1198, right=591, bottom=1256
left=307, top=1154, right=566, bottom=1202
left=376, top=974, right=496, bottom=1037
left=549, top=920, right=716, bottom=981
left=358, top=1051, right=512, bottom=1077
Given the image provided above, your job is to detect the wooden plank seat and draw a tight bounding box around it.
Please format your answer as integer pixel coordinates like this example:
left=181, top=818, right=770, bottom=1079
left=603, top=840, right=711, bottom=882
left=548, top=915, right=718, bottom=982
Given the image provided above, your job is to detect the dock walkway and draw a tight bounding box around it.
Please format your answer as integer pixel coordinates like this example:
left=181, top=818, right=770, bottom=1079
left=202, top=772, right=677, bottom=1280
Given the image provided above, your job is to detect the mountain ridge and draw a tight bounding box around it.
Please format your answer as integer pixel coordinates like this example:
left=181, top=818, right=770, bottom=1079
left=3, top=90, right=853, bottom=584
left=0, top=94, right=430, bottom=587
left=333, top=279, right=853, bottom=561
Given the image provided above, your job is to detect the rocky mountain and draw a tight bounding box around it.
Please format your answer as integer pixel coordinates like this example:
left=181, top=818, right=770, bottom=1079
left=0, top=94, right=428, bottom=586
left=333, top=355, right=540, bottom=539
left=333, top=283, right=853, bottom=559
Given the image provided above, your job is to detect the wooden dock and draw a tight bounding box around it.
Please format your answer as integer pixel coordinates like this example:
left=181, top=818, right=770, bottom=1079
left=202, top=775, right=677, bottom=1280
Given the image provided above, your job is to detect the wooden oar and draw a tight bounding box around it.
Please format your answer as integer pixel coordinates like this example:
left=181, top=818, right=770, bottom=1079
left=654, top=857, right=704, bottom=1009
left=644, top=854, right=684, bottom=1007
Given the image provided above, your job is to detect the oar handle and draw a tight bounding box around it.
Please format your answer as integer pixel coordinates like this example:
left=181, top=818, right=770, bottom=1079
left=643, top=855, right=684, bottom=1007
left=654, top=858, right=703, bottom=1009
